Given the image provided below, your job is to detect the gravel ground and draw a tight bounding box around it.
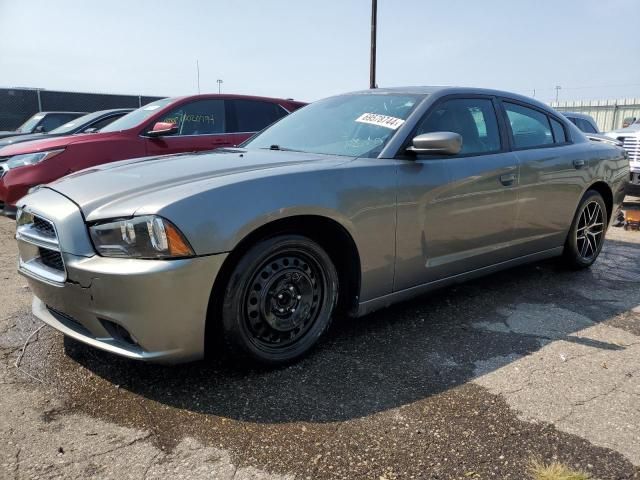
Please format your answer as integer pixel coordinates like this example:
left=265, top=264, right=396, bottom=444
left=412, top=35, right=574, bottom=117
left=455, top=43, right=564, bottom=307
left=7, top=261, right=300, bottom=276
left=1, top=202, right=640, bottom=479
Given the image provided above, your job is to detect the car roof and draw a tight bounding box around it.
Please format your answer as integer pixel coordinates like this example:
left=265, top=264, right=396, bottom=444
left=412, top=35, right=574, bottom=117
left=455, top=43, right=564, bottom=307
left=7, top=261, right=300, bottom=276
left=561, top=111, right=596, bottom=121
left=340, top=86, right=556, bottom=112
left=37, top=111, right=88, bottom=115
left=163, top=93, right=306, bottom=105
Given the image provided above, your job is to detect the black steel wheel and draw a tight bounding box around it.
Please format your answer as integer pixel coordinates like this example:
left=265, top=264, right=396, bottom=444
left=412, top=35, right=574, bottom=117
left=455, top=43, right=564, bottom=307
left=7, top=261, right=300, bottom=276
left=222, top=235, right=338, bottom=365
left=563, top=190, right=608, bottom=269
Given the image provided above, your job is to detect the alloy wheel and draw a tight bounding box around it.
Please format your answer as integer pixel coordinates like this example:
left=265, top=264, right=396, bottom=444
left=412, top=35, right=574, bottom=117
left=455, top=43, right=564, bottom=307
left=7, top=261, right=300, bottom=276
left=576, top=200, right=604, bottom=261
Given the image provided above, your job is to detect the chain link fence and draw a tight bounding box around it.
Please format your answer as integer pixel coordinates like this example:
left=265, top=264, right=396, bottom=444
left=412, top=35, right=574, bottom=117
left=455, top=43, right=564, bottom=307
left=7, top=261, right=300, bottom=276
left=0, top=88, right=164, bottom=131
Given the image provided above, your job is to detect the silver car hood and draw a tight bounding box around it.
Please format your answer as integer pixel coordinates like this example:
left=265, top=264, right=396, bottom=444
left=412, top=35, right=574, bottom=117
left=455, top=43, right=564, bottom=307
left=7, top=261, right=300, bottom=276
left=44, top=148, right=344, bottom=221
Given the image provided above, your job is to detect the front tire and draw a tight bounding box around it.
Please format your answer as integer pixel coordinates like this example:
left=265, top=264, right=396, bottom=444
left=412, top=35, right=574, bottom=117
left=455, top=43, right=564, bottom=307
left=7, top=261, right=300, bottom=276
left=221, top=235, right=338, bottom=365
left=563, top=190, right=608, bottom=269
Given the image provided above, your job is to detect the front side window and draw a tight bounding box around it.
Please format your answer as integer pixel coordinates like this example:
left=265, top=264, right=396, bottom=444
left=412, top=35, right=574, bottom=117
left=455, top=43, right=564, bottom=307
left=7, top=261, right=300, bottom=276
left=415, top=98, right=501, bottom=155
left=230, top=100, right=287, bottom=133
left=158, top=99, right=225, bottom=135
left=244, top=93, right=421, bottom=157
left=40, top=114, right=73, bottom=132
left=86, top=113, right=126, bottom=131
left=504, top=102, right=553, bottom=149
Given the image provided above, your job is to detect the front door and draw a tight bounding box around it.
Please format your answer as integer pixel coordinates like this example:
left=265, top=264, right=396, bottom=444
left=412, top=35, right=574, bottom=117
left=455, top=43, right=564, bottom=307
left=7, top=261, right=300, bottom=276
left=144, top=99, right=234, bottom=156
left=394, top=96, right=520, bottom=291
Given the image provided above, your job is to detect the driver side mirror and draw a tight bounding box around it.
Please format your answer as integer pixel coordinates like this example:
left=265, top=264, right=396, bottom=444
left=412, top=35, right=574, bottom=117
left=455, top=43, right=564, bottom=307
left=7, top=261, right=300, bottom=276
left=406, top=132, right=462, bottom=155
left=147, top=121, right=179, bottom=137
left=34, top=125, right=45, bottom=133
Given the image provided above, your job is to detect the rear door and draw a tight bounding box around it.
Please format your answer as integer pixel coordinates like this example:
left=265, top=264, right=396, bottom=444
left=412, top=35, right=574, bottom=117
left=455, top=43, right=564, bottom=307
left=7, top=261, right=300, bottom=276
left=394, top=96, right=520, bottom=290
left=226, top=99, right=289, bottom=145
left=144, top=98, right=232, bottom=156
left=500, top=100, right=584, bottom=254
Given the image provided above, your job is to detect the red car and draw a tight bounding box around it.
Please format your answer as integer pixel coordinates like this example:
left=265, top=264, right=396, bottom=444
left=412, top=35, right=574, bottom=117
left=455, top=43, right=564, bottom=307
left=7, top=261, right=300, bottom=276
left=0, top=94, right=305, bottom=216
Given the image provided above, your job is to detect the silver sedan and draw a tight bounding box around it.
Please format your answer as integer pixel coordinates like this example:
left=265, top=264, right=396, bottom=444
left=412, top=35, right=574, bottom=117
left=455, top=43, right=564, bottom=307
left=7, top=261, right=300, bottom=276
left=15, top=87, right=629, bottom=365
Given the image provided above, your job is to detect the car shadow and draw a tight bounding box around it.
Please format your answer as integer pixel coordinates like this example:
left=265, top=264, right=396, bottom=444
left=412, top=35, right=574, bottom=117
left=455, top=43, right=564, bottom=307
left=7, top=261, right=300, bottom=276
left=63, top=236, right=640, bottom=424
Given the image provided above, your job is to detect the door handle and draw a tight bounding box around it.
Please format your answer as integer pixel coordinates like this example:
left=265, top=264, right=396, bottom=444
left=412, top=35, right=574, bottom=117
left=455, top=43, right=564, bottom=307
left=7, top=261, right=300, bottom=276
left=573, top=159, right=586, bottom=169
left=499, top=173, right=516, bottom=186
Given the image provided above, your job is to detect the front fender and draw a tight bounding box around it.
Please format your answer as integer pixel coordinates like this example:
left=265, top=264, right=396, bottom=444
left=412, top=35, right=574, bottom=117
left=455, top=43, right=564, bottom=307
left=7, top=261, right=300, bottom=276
left=154, top=160, right=398, bottom=302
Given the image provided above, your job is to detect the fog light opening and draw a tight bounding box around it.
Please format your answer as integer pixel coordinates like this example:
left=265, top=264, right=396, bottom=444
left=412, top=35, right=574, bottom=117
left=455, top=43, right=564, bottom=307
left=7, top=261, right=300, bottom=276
left=99, top=319, right=138, bottom=347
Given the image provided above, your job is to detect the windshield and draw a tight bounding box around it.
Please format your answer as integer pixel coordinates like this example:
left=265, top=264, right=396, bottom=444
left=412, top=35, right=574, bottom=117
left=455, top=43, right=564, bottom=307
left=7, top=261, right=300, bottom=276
left=50, top=111, right=108, bottom=134
left=244, top=93, right=423, bottom=157
left=16, top=113, right=45, bottom=133
left=100, top=98, right=174, bottom=132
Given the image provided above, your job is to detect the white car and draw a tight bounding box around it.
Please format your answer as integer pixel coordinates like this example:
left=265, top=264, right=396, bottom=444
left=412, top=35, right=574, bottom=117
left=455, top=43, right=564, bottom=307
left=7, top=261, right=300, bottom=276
left=606, top=123, right=640, bottom=195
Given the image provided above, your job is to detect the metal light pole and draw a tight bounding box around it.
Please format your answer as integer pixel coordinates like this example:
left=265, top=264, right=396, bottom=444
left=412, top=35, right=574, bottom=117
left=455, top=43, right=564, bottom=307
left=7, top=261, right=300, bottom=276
left=217, top=79, right=223, bottom=94
left=555, top=85, right=562, bottom=103
left=196, top=60, right=200, bottom=94
left=369, top=0, right=377, bottom=89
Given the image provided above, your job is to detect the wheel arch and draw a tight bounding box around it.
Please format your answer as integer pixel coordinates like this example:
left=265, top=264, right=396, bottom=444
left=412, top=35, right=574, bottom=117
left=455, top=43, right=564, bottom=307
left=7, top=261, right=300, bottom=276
left=586, top=180, right=613, bottom=223
left=204, top=214, right=362, bottom=355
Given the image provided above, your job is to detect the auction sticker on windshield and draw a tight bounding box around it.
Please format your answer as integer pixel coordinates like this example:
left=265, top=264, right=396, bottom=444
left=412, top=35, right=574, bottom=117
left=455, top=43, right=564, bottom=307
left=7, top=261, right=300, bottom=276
left=356, top=113, right=405, bottom=130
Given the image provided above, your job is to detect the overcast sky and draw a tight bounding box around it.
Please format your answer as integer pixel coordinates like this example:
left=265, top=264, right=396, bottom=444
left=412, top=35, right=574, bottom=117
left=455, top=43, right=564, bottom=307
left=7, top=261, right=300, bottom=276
left=1, top=0, right=639, bottom=104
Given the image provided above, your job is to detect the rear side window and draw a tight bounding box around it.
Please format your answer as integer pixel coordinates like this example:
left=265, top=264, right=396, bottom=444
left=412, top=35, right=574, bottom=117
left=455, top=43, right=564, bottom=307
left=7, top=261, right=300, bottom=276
left=550, top=118, right=567, bottom=143
left=576, top=117, right=597, bottom=134
left=504, top=103, right=554, bottom=149
left=415, top=98, right=501, bottom=155
left=159, top=99, right=225, bottom=135
left=229, top=100, right=287, bottom=133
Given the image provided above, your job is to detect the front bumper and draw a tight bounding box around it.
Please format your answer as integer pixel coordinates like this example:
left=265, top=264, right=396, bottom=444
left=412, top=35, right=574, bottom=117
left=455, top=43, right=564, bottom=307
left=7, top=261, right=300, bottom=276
left=16, top=187, right=228, bottom=364
left=21, top=251, right=227, bottom=363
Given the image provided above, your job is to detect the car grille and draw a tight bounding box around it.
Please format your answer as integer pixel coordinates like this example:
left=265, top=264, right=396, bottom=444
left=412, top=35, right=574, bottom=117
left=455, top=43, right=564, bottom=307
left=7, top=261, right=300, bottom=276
left=16, top=212, right=66, bottom=283
left=622, top=136, right=639, bottom=162
left=39, top=247, right=64, bottom=271
left=33, top=215, right=56, bottom=238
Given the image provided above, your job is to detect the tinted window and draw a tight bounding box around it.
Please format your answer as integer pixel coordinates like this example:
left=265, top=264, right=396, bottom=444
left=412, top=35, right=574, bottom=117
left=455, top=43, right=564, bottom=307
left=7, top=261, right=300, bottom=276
left=415, top=98, right=501, bottom=155
left=86, top=113, right=126, bottom=131
left=40, top=114, right=76, bottom=132
left=230, top=100, right=286, bottom=133
left=550, top=118, right=567, bottom=143
left=576, top=117, right=597, bottom=134
left=158, top=99, right=225, bottom=135
left=504, top=103, right=553, bottom=149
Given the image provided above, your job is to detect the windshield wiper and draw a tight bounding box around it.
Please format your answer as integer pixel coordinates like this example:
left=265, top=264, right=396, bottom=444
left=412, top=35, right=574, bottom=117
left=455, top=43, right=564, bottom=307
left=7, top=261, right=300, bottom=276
left=260, top=145, right=299, bottom=152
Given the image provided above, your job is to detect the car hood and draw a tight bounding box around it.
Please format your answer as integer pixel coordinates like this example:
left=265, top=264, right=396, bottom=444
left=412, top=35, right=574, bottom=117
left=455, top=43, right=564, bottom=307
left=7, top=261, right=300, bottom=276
left=0, top=131, right=27, bottom=140
left=605, top=124, right=640, bottom=138
left=43, top=148, right=348, bottom=220
left=0, top=132, right=49, bottom=147
left=0, top=130, right=123, bottom=156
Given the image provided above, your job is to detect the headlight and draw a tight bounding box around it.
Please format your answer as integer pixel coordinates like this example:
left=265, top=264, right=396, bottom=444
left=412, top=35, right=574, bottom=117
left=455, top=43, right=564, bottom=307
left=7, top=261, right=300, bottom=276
left=89, top=215, right=194, bottom=259
left=6, top=149, right=65, bottom=169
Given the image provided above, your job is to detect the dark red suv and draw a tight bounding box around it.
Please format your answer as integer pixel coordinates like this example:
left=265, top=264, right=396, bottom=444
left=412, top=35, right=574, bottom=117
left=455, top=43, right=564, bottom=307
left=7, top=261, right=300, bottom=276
left=0, top=94, right=305, bottom=216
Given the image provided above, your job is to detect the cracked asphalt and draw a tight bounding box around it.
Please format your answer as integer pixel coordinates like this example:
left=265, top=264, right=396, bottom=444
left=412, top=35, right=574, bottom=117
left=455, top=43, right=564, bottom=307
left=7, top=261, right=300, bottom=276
left=2, top=200, right=640, bottom=479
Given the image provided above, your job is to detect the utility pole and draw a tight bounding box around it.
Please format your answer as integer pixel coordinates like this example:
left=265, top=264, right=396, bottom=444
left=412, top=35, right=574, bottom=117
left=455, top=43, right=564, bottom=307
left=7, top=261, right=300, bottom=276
left=369, top=0, right=377, bottom=89
left=555, top=85, right=562, bottom=104
left=196, top=60, right=200, bottom=94
left=217, top=79, right=223, bottom=94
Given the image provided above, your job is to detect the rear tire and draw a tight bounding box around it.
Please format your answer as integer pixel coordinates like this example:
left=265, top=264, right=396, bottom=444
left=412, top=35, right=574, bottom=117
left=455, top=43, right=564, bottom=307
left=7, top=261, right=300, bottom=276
left=221, top=235, right=338, bottom=365
left=563, top=190, right=607, bottom=269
